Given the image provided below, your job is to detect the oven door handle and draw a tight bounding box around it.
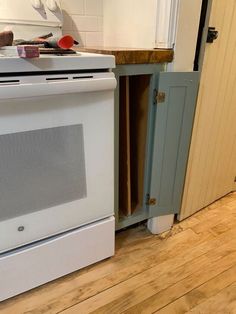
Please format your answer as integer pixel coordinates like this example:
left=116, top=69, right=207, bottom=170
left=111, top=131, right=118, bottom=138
left=0, top=76, right=117, bottom=100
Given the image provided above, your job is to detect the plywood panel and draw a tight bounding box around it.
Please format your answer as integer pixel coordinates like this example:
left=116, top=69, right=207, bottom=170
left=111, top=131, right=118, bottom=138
left=232, top=137, right=236, bottom=191
left=119, top=75, right=150, bottom=216
left=129, top=75, right=150, bottom=213
left=180, top=0, right=236, bottom=220
left=119, top=76, right=132, bottom=216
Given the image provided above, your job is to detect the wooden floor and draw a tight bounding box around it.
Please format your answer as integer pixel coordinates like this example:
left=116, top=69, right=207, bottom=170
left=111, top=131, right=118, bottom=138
left=0, top=192, right=236, bottom=314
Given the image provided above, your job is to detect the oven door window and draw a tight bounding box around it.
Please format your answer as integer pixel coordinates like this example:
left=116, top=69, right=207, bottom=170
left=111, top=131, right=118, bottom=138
left=0, top=125, right=87, bottom=222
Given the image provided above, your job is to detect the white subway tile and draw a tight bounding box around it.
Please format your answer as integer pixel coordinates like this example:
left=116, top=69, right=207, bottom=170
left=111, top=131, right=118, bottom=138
left=85, top=0, right=103, bottom=16
left=62, top=30, right=86, bottom=47
left=72, top=15, right=100, bottom=32
left=97, top=17, right=103, bottom=32
left=62, top=11, right=73, bottom=30
left=61, top=0, right=104, bottom=47
left=72, top=32, right=86, bottom=47
left=86, top=32, right=103, bottom=46
left=61, top=0, right=84, bottom=15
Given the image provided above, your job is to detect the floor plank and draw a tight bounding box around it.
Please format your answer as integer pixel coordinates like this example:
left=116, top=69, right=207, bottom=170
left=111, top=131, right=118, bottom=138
left=65, top=239, right=236, bottom=314
left=0, top=192, right=235, bottom=314
left=156, top=265, right=236, bottom=314
left=187, top=282, right=236, bottom=314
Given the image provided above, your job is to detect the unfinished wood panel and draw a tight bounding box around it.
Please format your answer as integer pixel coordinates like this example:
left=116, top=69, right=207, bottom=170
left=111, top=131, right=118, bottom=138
left=0, top=193, right=235, bottom=313
left=180, top=0, right=236, bottom=220
left=230, top=133, right=236, bottom=192
left=119, top=75, right=150, bottom=216
left=119, top=76, right=132, bottom=216
left=129, top=75, right=150, bottom=213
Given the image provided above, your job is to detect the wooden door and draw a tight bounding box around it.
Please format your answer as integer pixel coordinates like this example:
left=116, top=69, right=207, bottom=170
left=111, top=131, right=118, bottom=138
left=149, top=72, right=199, bottom=218
left=180, top=0, right=236, bottom=220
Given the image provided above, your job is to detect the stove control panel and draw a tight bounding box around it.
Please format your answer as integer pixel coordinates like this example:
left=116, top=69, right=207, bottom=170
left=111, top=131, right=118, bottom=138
left=0, top=0, right=62, bottom=26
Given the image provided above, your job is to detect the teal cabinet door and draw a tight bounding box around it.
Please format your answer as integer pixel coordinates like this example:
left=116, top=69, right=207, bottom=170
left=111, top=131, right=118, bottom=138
left=149, top=72, right=200, bottom=217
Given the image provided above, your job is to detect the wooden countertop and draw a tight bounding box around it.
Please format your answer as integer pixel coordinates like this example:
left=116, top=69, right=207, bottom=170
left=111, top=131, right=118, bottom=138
left=75, top=47, right=174, bottom=65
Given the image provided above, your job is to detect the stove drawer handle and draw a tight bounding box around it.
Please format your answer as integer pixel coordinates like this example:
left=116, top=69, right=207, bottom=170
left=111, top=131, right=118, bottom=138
left=0, top=77, right=117, bottom=100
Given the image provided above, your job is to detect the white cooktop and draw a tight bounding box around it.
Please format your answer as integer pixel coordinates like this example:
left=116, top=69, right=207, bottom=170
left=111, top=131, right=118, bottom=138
left=0, top=52, right=115, bottom=73
left=0, top=0, right=115, bottom=73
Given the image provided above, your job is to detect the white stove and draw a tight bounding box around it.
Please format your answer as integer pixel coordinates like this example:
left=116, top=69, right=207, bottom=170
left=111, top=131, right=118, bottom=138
left=0, top=0, right=116, bottom=301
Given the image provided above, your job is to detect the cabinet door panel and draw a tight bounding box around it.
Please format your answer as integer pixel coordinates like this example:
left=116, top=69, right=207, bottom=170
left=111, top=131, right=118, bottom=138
left=149, top=72, right=199, bottom=217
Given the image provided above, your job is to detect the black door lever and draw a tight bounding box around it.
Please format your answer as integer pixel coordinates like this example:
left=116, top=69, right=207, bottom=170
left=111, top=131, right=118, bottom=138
left=207, top=27, right=219, bottom=43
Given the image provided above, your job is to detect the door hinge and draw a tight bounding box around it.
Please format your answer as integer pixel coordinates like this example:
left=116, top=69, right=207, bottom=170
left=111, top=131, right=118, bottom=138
left=146, top=194, right=157, bottom=206
left=154, top=89, right=166, bottom=104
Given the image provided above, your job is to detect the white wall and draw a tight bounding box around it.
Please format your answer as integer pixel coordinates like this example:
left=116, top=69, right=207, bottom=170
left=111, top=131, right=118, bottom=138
left=103, top=0, right=202, bottom=71
left=172, top=0, right=202, bottom=71
left=61, top=0, right=202, bottom=67
left=61, top=0, right=103, bottom=47
left=103, top=0, right=157, bottom=48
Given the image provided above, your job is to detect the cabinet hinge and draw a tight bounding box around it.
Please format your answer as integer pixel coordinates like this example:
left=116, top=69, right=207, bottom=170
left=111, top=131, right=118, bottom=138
left=146, top=194, right=157, bottom=206
left=154, top=89, right=166, bottom=104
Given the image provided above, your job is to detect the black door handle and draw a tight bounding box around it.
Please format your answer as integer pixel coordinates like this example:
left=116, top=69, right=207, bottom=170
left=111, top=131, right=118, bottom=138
left=207, top=27, right=219, bottom=43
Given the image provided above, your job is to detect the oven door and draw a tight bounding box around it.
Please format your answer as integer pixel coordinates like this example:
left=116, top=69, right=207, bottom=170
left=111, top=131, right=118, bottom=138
left=0, top=73, right=116, bottom=253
